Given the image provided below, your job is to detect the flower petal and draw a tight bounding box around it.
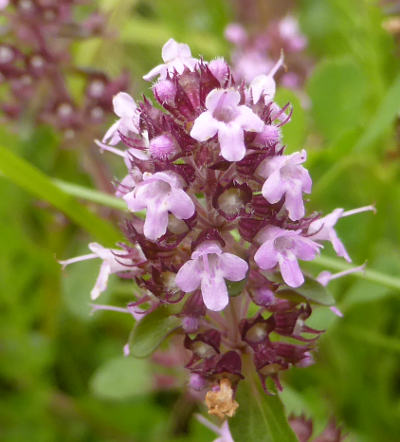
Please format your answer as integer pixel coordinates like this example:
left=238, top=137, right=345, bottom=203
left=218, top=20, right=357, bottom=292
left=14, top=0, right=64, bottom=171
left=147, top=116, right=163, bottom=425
left=254, top=240, right=279, bottom=270
left=236, top=105, right=264, bottom=132
left=113, top=92, right=136, bottom=119
left=91, top=262, right=111, bottom=299
left=168, top=189, right=195, bottom=219
left=143, top=63, right=165, bottom=82
left=262, top=170, right=285, bottom=204
left=190, top=112, right=219, bottom=141
left=330, top=232, right=351, bottom=262
left=294, top=237, right=321, bottom=261
left=250, top=75, right=275, bottom=103
left=284, top=184, right=305, bottom=221
left=219, top=253, right=248, bottom=281
left=279, top=255, right=304, bottom=287
left=206, top=89, right=240, bottom=114
left=201, top=275, right=229, bottom=311
left=175, top=259, right=202, bottom=292
left=162, top=38, right=181, bottom=62
left=218, top=123, right=246, bottom=162
left=143, top=205, right=169, bottom=240
left=102, top=120, right=121, bottom=145
left=123, top=190, right=147, bottom=212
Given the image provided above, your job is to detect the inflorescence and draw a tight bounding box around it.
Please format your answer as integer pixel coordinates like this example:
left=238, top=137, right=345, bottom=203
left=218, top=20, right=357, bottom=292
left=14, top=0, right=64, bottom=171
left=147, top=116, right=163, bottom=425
left=60, top=38, right=374, bottom=419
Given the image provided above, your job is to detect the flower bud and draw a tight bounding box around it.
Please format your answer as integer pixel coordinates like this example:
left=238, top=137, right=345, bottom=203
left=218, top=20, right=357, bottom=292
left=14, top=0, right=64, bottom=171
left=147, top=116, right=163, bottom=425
left=182, top=316, right=199, bottom=333
left=254, top=124, right=281, bottom=146
left=208, top=58, right=230, bottom=84
left=189, top=373, right=206, bottom=391
left=149, top=133, right=177, bottom=160
left=153, top=79, right=176, bottom=105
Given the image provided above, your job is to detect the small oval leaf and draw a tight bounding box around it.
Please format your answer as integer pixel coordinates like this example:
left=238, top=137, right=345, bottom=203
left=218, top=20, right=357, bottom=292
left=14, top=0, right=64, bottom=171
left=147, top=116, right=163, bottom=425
left=129, top=306, right=181, bottom=358
left=90, top=356, right=152, bottom=400
left=278, top=276, right=335, bottom=306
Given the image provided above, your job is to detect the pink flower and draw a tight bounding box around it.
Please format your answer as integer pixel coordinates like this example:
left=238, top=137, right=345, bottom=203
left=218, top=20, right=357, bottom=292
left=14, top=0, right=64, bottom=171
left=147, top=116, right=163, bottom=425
left=232, top=50, right=272, bottom=84
left=0, top=0, right=8, bottom=10
left=190, top=88, right=264, bottom=161
left=317, top=264, right=366, bottom=287
left=143, top=38, right=198, bottom=82
left=208, top=58, right=230, bottom=83
left=123, top=171, right=195, bottom=240
left=308, top=209, right=350, bottom=261
left=308, top=205, right=375, bottom=261
left=249, top=54, right=284, bottom=104
left=254, top=226, right=322, bottom=287
left=224, top=23, right=247, bottom=46
left=59, top=243, right=142, bottom=300
left=175, top=241, right=248, bottom=311
left=257, top=149, right=312, bottom=221
left=102, top=92, right=140, bottom=145
left=279, top=17, right=307, bottom=52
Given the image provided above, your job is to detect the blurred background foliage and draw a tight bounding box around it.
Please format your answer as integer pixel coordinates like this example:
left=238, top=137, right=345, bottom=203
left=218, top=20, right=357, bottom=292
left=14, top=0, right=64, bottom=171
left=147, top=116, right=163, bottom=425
left=1, top=0, right=400, bottom=441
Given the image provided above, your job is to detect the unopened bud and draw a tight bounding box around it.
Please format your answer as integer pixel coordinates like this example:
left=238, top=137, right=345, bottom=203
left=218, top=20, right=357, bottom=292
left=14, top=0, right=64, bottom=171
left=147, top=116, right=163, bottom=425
left=189, top=373, right=206, bottom=391
left=182, top=316, right=199, bottom=333
left=208, top=58, right=229, bottom=83
left=149, top=134, right=177, bottom=160
left=254, top=124, right=281, bottom=146
left=153, top=79, right=176, bottom=104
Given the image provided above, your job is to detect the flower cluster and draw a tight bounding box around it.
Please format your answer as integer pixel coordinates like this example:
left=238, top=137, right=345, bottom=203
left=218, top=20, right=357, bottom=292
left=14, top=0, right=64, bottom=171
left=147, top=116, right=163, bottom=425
left=61, top=38, right=374, bottom=418
left=225, top=17, right=310, bottom=89
left=0, top=0, right=129, bottom=141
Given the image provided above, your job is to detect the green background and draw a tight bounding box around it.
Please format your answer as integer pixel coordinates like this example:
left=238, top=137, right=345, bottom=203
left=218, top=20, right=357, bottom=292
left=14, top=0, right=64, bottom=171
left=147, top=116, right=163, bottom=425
left=1, top=0, right=400, bottom=440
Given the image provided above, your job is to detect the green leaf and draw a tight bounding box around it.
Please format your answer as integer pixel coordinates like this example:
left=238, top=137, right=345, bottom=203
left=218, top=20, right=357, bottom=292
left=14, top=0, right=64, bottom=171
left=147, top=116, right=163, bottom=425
left=90, top=356, right=153, bottom=400
left=129, top=306, right=181, bottom=358
left=53, top=179, right=128, bottom=212
left=0, top=145, right=121, bottom=245
left=230, top=376, right=297, bottom=442
left=278, top=276, right=335, bottom=306
left=341, top=326, right=400, bottom=353
left=353, top=73, right=400, bottom=153
left=307, top=58, right=367, bottom=140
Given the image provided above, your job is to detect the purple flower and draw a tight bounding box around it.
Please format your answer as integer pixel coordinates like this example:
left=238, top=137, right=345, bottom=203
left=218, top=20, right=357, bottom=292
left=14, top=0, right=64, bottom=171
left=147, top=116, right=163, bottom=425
left=308, top=208, right=353, bottom=261
left=249, top=54, right=283, bottom=104
left=208, top=58, right=230, bottom=84
left=257, top=150, right=312, bottom=221
left=102, top=92, right=140, bottom=145
left=190, top=88, right=264, bottom=162
left=175, top=241, right=248, bottom=311
left=308, top=206, right=375, bottom=261
left=123, top=171, right=195, bottom=241
left=233, top=50, right=272, bottom=84
left=59, top=243, right=142, bottom=300
left=278, top=17, right=307, bottom=52
left=316, top=264, right=366, bottom=287
left=224, top=23, right=247, bottom=46
left=254, top=226, right=322, bottom=287
left=0, top=0, right=8, bottom=10
left=143, top=38, right=198, bottom=82
left=149, top=133, right=177, bottom=160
